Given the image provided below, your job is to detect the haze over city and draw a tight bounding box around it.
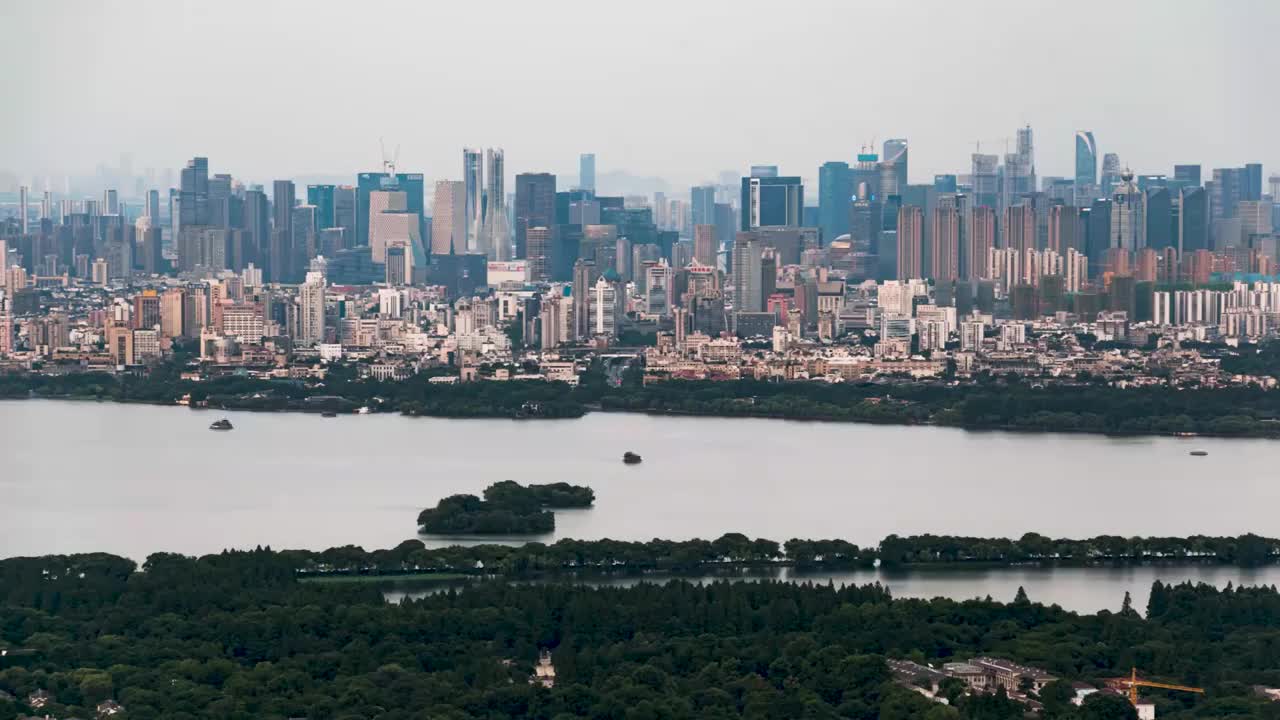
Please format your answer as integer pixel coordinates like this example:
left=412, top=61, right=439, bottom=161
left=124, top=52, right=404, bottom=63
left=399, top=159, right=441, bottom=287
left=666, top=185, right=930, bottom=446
left=2, top=0, right=1275, bottom=191
left=7, top=3, right=1280, bottom=719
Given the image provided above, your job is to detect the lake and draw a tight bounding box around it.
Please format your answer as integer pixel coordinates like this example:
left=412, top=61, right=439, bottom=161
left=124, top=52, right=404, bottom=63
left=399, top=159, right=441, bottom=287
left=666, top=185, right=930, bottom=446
left=4, top=399, right=1277, bottom=611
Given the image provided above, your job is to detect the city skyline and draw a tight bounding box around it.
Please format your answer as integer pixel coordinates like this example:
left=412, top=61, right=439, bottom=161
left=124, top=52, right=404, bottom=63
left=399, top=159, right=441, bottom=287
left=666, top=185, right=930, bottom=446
left=2, top=1, right=1275, bottom=190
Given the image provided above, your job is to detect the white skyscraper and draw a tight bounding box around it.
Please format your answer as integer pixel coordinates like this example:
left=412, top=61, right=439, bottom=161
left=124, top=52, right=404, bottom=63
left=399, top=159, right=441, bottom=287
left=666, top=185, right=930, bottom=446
left=481, top=148, right=511, bottom=261
left=463, top=148, right=484, bottom=254
left=298, top=272, right=326, bottom=346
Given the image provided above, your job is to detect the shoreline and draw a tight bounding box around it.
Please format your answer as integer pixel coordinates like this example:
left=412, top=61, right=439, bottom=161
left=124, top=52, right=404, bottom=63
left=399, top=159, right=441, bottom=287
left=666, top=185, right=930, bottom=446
left=2, top=391, right=1276, bottom=441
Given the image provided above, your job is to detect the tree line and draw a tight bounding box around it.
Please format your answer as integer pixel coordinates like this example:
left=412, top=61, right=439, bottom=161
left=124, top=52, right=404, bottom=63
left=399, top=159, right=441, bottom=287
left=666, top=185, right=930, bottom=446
left=5, top=547, right=1280, bottom=718
left=9, top=344, right=1280, bottom=436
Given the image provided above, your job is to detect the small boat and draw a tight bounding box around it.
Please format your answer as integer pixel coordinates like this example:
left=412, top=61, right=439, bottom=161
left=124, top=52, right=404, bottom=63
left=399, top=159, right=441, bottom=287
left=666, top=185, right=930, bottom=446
left=1189, top=450, right=1208, bottom=457
left=209, top=418, right=234, bottom=431
left=321, top=411, right=338, bottom=418
left=622, top=451, right=642, bottom=465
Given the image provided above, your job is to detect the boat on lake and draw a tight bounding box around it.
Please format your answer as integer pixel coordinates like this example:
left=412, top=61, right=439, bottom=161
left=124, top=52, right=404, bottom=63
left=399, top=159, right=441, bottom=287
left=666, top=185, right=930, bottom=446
left=623, top=451, right=642, bottom=465
left=321, top=411, right=338, bottom=418
left=1189, top=450, right=1208, bottom=457
left=209, top=418, right=234, bottom=431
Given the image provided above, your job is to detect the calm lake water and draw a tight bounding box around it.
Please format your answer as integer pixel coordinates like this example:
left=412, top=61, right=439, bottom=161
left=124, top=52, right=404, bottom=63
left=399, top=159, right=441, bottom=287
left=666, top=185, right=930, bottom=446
left=4, top=399, right=1279, bottom=612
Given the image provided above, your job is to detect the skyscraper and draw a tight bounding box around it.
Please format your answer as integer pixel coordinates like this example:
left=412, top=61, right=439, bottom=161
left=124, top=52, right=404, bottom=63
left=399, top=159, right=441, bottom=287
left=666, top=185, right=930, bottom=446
left=579, top=154, right=596, bottom=193
left=1144, top=187, right=1173, bottom=250
left=145, top=189, right=160, bottom=226
left=431, top=181, right=466, bottom=255
left=818, top=161, right=852, bottom=245
left=355, top=172, right=426, bottom=248
left=1100, top=153, right=1122, bottom=194
left=691, top=185, right=716, bottom=228
left=463, top=148, right=484, bottom=254
left=740, top=176, right=803, bottom=231
left=514, top=173, right=556, bottom=259
left=306, top=185, right=336, bottom=230
left=896, top=205, right=923, bottom=280
left=931, top=201, right=959, bottom=282
left=1074, top=131, right=1097, bottom=204
left=482, top=148, right=511, bottom=261
left=1003, top=205, right=1036, bottom=254
left=693, top=225, right=717, bottom=267
left=1174, top=165, right=1202, bottom=187
left=1244, top=163, right=1263, bottom=201
left=1111, top=170, right=1145, bottom=252
left=18, top=186, right=28, bottom=235
left=971, top=153, right=999, bottom=209
left=298, top=272, right=326, bottom=346
left=883, top=139, right=908, bottom=190
left=179, top=157, right=209, bottom=227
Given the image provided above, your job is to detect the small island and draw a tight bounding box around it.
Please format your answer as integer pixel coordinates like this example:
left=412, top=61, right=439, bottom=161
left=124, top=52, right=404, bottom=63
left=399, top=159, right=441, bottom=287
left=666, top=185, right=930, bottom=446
left=417, top=480, right=595, bottom=535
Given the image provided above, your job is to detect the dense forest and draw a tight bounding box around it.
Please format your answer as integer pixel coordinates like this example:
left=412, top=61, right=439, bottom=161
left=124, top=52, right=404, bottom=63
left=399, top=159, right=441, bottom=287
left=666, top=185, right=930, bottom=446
left=416, top=482, right=595, bottom=535
left=8, top=343, right=1280, bottom=436
left=3, top=549, right=1280, bottom=719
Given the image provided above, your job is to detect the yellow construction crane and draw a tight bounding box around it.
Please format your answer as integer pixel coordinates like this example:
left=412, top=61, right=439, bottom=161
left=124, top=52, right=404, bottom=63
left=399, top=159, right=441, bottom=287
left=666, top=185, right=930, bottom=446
left=1121, top=667, right=1205, bottom=706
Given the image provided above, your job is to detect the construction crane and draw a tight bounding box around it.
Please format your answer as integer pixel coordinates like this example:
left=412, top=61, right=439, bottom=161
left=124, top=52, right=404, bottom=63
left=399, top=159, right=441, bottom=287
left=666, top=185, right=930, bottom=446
left=1121, top=667, right=1205, bottom=706
left=379, top=137, right=400, bottom=177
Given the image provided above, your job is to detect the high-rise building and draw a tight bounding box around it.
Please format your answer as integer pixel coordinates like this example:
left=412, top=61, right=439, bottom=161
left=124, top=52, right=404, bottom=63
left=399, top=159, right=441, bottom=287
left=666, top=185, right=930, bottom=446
left=333, top=186, right=356, bottom=244
left=579, top=153, right=596, bottom=193
left=525, top=226, right=553, bottom=283
left=691, top=185, right=716, bottom=228
left=1111, top=170, right=1145, bottom=252
left=896, top=205, right=923, bottom=280
left=969, top=206, right=996, bottom=280
left=1244, top=163, right=1263, bottom=201
left=1048, top=204, right=1082, bottom=253
left=369, top=191, right=420, bottom=265
left=1144, top=187, right=1174, bottom=250
left=463, top=148, right=484, bottom=254
left=431, top=180, right=466, bottom=255
left=306, top=185, right=336, bottom=230
left=732, top=236, right=764, bottom=312
left=292, top=205, right=318, bottom=262
left=1174, top=165, right=1202, bottom=187
left=242, top=189, right=270, bottom=269
left=297, top=272, right=326, bottom=345
left=355, top=172, right=425, bottom=248
left=481, top=148, right=511, bottom=260
left=1178, top=186, right=1209, bottom=253
left=18, top=186, right=28, bottom=235
left=883, top=139, right=908, bottom=189
left=137, top=216, right=163, bottom=275
left=971, top=153, right=999, bottom=209
left=272, top=180, right=295, bottom=240
left=179, top=156, right=209, bottom=227
left=931, top=202, right=959, bottom=282
left=514, top=173, right=556, bottom=259
left=572, top=259, right=596, bottom=340
left=693, top=225, right=717, bottom=267
left=1074, top=131, right=1097, bottom=189
left=145, top=189, right=160, bottom=225
left=1002, top=126, right=1036, bottom=211
left=740, top=175, right=803, bottom=230
left=1100, top=153, right=1122, bottom=194
left=818, top=161, right=852, bottom=244
left=1003, top=205, right=1036, bottom=254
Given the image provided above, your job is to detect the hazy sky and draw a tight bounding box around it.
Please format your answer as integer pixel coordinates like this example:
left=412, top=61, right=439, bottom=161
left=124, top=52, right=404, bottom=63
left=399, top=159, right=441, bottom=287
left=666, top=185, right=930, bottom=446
left=3, top=0, right=1276, bottom=193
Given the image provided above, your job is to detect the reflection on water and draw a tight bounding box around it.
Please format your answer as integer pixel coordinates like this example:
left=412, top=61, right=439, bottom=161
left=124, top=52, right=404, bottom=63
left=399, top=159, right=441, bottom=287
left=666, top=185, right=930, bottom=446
left=386, top=564, right=1280, bottom=614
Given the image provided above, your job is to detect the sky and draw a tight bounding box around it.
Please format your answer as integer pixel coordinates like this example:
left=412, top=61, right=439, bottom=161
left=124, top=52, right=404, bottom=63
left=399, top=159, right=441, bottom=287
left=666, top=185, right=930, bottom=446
left=2, top=0, right=1276, bottom=195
